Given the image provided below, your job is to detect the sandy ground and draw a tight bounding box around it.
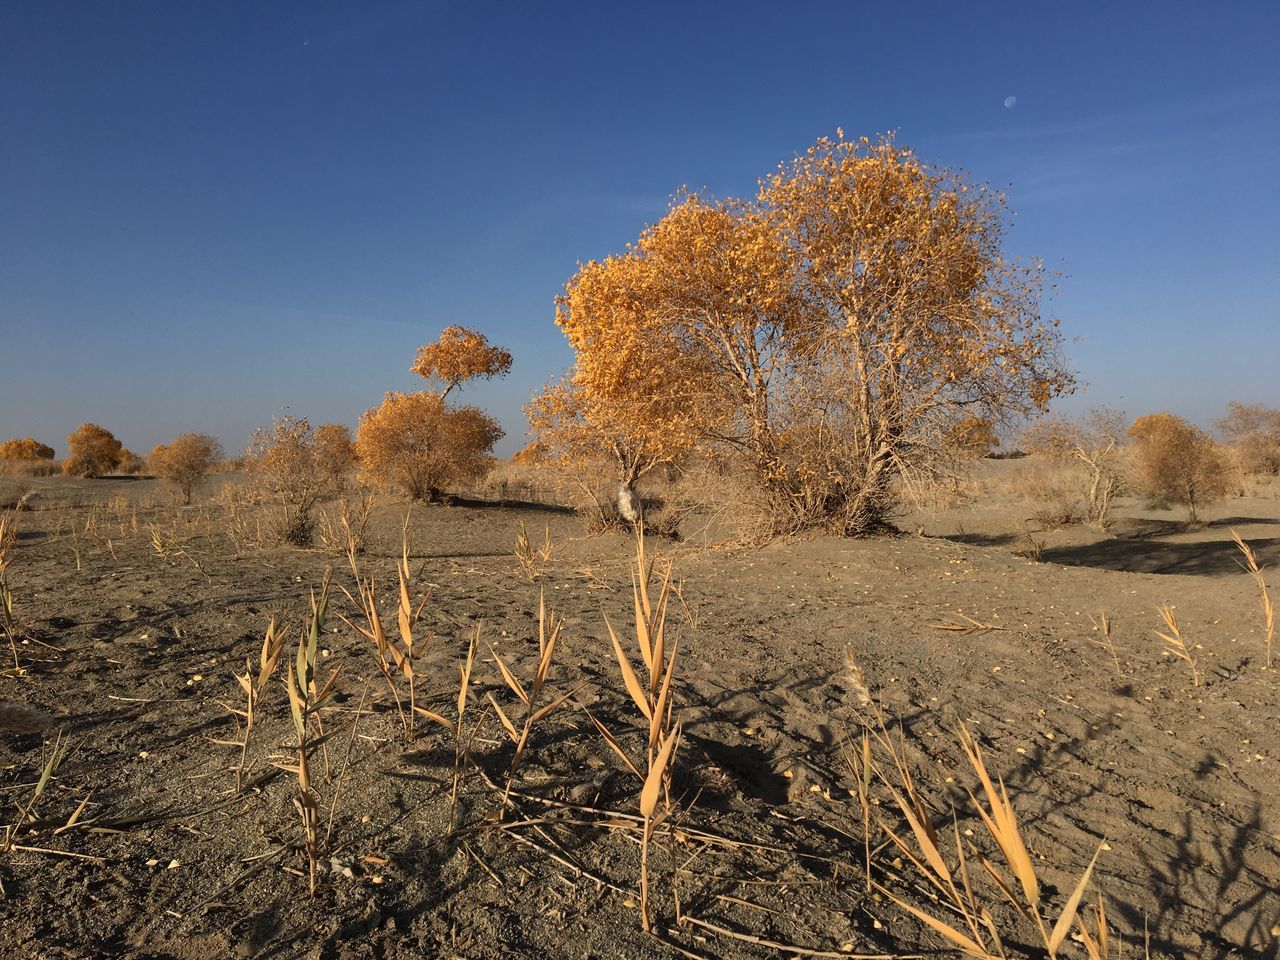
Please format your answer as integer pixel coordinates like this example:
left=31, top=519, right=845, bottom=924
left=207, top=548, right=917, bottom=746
left=0, top=467, right=1277, bottom=959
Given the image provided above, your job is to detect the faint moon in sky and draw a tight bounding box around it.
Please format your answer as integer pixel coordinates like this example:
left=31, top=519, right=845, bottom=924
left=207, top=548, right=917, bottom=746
left=1003, top=95, right=1018, bottom=109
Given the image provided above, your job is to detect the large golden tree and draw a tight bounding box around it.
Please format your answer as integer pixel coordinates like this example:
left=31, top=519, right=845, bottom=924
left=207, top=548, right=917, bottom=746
left=537, top=134, right=1073, bottom=534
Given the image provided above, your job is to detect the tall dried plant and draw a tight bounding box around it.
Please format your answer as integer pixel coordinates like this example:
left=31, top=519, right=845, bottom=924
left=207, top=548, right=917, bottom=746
left=1231, top=529, right=1274, bottom=669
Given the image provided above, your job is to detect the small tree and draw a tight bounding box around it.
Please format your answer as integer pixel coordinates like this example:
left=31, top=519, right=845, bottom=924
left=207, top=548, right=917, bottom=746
left=1128, top=413, right=1231, bottom=523
left=63, top=423, right=124, bottom=478
left=247, top=417, right=332, bottom=545
left=1216, top=401, right=1280, bottom=476
left=1022, top=408, right=1127, bottom=526
left=150, top=433, right=223, bottom=504
left=313, top=423, right=357, bottom=486
left=410, top=325, right=513, bottom=398
left=0, top=438, right=55, bottom=462
left=356, top=391, right=503, bottom=501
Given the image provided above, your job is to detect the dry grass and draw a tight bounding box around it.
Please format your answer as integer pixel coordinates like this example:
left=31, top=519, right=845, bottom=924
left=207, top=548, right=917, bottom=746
left=281, top=574, right=341, bottom=895
left=862, top=718, right=1110, bottom=958
left=1231, top=529, right=1274, bottom=669
left=1088, top=610, right=1124, bottom=676
left=1154, top=603, right=1199, bottom=686
left=0, top=511, right=19, bottom=674
left=488, top=589, right=577, bottom=801
left=513, top=520, right=554, bottom=581
left=341, top=515, right=429, bottom=743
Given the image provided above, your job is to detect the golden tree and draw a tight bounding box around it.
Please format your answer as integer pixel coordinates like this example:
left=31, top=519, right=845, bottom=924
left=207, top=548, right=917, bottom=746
left=544, top=135, right=1073, bottom=534
left=149, top=433, right=223, bottom=504
left=0, top=438, right=55, bottom=461
left=356, top=391, right=503, bottom=501
left=1128, top=413, right=1231, bottom=523
left=313, top=423, right=357, bottom=486
left=411, top=324, right=513, bottom=398
left=63, top=423, right=124, bottom=478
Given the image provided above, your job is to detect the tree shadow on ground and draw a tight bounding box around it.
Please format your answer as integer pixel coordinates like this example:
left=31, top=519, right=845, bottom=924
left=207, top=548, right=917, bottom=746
left=1042, top=536, right=1280, bottom=576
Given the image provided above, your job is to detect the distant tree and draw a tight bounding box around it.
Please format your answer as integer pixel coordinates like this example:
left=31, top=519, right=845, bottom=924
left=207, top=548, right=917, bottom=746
left=945, top=416, right=1000, bottom=459
left=150, top=433, right=223, bottom=504
left=63, top=423, right=124, bottom=478
left=410, top=325, right=513, bottom=398
left=356, top=391, right=503, bottom=501
left=246, top=417, right=333, bottom=545
left=512, top=440, right=548, bottom=466
left=0, top=438, right=55, bottom=461
left=1128, top=413, right=1231, bottom=523
left=313, top=423, right=358, bottom=486
left=1022, top=408, right=1127, bottom=526
left=1216, top=401, right=1280, bottom=475
left=117, top=450, right=145, bottom=475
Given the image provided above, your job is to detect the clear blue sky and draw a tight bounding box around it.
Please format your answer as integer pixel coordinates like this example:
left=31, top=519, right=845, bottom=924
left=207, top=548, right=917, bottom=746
left=2, top=1, right=1277, bottom=457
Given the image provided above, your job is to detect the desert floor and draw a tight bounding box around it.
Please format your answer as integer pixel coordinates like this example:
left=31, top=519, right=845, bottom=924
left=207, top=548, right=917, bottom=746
left=0, top=465, right=1277, bottom=959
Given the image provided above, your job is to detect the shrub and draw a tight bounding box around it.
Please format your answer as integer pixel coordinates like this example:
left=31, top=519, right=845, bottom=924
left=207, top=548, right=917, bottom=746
left=313, top=423, right=357, bottom=486
left=246, top=417, right=333, bottom=545
left=1021, top=408, right=1126, bottom=526
left=150, top=433, right=223, bottom=504
left=63, top=423, right=124, bottom=478
left=0, top=438, right=55, bottom=462
left=944, top=416, right=999, bottom=460
left=1216, top=401, right=1280, bottom=475
left=1128, top=412, right=1231, bottom=523
left=356, top=391, right=503, bottom=501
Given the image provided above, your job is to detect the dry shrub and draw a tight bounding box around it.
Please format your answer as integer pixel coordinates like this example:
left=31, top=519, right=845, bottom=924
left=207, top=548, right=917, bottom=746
left=63, top=423, right=124, bottom=478
left=246, top=417, right=334, bottom=545
left=1217, top=401, right=1280, bottom=476
left=1128, top=413, right=1232, bottom=523
left=0, top=459, right=60, bottom=478
left=1022, top=408, right=1126, bottom=526
left=149, top=433, right=223, bottom=504
left=356, top=391, right=502, bottom=502
left=944, top=416, right=999, bottom=460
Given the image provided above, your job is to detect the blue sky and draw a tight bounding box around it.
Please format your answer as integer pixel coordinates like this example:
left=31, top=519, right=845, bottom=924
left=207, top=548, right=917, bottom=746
left=2, top=1, right=1277, bottom=457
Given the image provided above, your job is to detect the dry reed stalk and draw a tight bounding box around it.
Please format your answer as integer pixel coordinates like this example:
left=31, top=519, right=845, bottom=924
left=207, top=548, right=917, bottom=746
left=1088, top=611, right=1124, bottom=676
left=862, top=718, right=1109, bottom=958
left=487, top=589, right=579, bottom=809
left=340, top=515, right=428, bottom=743
left=214, top=617, right=287, bottom=793
left=0, top=512, right=20, bottom=674
left=414, top=623, right=480, bottom=824
left=282, top=574, right=340, bottom=895
left=2, top=729, right=70, bottom=853
left=1154, top=604, right=1199, bottom=686
left=1231, top=529, right=1274, bottom=668
left=588, top=531, right=682, bottom=933
left=513, top=521, right=553, bottom=581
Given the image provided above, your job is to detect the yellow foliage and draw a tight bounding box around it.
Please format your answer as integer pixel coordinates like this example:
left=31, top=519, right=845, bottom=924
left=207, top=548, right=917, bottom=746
left=411, top=325, right=513, bottom=398
left=0, top=438, right=55, bottom=461
left=541, top=134, right=1074, bottom=533
left=356, top=391, right=503, bottom=501
left=63, top=423, right=124, bottom=478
